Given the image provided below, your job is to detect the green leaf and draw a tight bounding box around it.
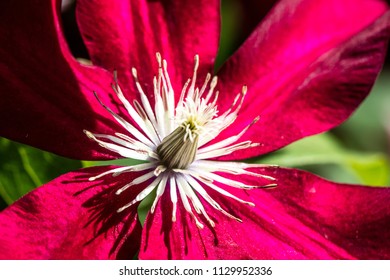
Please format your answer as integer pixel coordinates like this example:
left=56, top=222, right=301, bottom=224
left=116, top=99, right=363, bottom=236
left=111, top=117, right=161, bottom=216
left=215, top=0, right=243, bottom=70
left=0, top=137, right=82, bottom=205
left=347, top=154, right=390, bottom=186
left=333, top=70, right=390, bottom=152
left=137, top=189, right=156, bottom=227
left=81, top=158, right=144, bottom=168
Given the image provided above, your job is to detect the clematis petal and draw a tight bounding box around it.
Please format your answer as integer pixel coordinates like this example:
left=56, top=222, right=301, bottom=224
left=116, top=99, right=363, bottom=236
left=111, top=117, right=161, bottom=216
left=0, top=0, right=126, bottom=160
left=264, top=168, right=390, bottom=259
left=216, top=0, right=390, bottom=160
left=0, top=166, right=143, bottom=260
left=140, top=193, right=214, bottom=260
left=76, top=0, right=220, bottom=97
left=139, top=167, right=390, bottom=259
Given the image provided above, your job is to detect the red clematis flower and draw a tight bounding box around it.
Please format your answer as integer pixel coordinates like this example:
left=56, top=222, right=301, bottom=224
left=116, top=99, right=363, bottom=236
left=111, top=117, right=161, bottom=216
left=0, top=0, right=390, bottom=259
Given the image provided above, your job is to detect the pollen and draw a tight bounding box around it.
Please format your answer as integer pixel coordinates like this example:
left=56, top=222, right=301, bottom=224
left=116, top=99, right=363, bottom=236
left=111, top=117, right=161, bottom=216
left=84, top=53, right=277, bottom=228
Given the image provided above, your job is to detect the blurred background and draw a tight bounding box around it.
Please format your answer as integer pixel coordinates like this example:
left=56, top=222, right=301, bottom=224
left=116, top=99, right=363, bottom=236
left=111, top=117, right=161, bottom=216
left=0, top=0, right=389, bottom=210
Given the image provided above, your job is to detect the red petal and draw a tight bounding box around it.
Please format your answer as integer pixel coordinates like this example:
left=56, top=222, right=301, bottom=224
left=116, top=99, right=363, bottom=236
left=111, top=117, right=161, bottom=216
left=139, top=194, right=212, bottom=259
left=216, top=0, right=390, bottom=159
left=139, top=168, right=390, bottom=259
left=265, top=168, right=390, bottom=259
left=0, top=0, right=125, bottom=160
left=76, top=0, right=220, bottom=99
left=0, top=166, right=143, bottom=259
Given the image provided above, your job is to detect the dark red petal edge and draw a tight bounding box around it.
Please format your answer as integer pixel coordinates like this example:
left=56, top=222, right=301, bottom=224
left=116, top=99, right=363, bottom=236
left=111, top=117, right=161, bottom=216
left=0, top=0, right=127, bottom=160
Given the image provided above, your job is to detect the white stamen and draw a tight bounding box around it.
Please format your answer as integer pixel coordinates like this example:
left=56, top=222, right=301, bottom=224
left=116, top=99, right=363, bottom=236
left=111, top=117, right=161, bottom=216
left=84, top=130, right=150, bottom=160
left=112, top=77, right=160, bottom=146
left=85, top=53, right=276, bottom=228
left=132, top=68, right=159, bottom=131
left=151, top=174, right=168, bottom=213
left=115, top=170, right=155, bottom=195
left=170, top=176, right=178, bottom=222
left=117, top=175, right=163, bottom=213
left=89, top=163, right=155, bottom=181
left=198, top=116, right=260, bottom=154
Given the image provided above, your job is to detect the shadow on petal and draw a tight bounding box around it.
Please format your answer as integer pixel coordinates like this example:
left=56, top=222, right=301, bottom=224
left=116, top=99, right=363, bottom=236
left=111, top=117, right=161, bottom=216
left=67, top=167, right=147, bottom=259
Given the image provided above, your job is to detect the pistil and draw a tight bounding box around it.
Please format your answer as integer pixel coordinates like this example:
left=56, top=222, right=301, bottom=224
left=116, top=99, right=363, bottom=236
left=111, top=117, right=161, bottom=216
left=156, top=123, right=199, bottom=169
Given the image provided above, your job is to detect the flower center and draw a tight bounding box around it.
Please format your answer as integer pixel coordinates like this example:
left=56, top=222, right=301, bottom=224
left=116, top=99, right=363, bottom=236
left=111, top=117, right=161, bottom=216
left=156, top=122, right=199, bottom=169
left=84, top=53, right=276, bottom=229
